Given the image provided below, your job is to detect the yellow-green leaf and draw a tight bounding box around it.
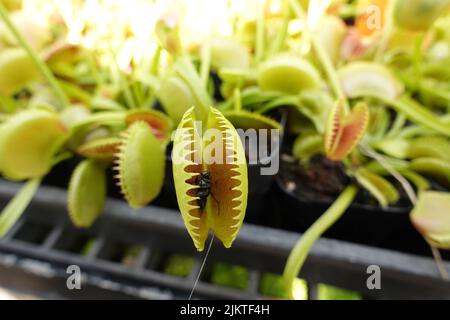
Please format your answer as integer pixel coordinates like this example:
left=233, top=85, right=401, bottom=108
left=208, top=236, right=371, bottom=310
left=0, top=47, right=41, bottom=96
left=355, top=168, right=400, bottom=208
left=338, top=62, right=404, bottom=100
left=0, top=178, right=41, bottom=238
left=257, top=55, right=322, bottom=94
left=394, top=0, right=450, bottom=31
left=77, top=137, right=121, bottom=162
left=115, top=121, right=165, bottom=209
left=0, top=109, right=67, bottom=180
left=411, top=191, right=450, bottom=249
left=68, top=160, right=106, bottom=228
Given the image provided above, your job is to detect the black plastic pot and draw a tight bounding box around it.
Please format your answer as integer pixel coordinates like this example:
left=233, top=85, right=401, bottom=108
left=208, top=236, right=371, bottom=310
left=274, top=172, right=448, bottom=259
left=0, top=180, right=449, bottom=299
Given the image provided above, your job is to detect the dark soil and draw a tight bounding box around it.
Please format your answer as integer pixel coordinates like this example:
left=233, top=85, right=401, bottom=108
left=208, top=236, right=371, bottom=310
left=278, top=155, right=350, bottom=203
left=278, top=154, right=412, bottom=209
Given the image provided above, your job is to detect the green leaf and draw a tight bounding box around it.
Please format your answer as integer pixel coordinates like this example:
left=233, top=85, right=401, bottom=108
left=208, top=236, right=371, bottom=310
left=174, top=57, right=212, bottom=123
left=401, top=170, right=431, bottom=191
left=338, top=62, right=404, bottom=100
left=410, top=157, right=450, bottom=185
left=407, top=137, right=450, bottom=162
left=355, top=169, right=400, bottom=208
left=115, top=121, right=165, bottom=209
left=394, top=0, right=450, bottom=31
left=293, top=133, right=324, bottom=161
left=367, top=93, right=450, bottom=137
left=0, top=109, right=68, bottom=180
left=411, top=191, right=450, bottom=249
left=373, top=138, right=411, bottom=159
left=68, top=160, right=106, bottom=228
left=257, top=55, right=322, bottom=94
left=0, top=178, right=41, bottom=237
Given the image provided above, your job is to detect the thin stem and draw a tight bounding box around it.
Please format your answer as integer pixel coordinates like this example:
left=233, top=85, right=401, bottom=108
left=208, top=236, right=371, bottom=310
left=366, top=92, right=450, bottom=136
left=86, top=51, right=103, bottom=90
left=175, top=56, right=211, bottom=124
left=200, top=36, right=212, bottom=89
left=70, top=111, right=126, bottom=133
left=151, top=46, right=162, bottom=76
left=107, top=44, right=136, bottom=109
left=360, top=145, right=417, bottom=204
left=288, top=0, right=349, bottom=112
left=0, top=2, right=69, bottom=108
left=431, top=246, right=449, bottom=281
left=268, top=0, right=290, bottom=57
left=255, top=0, right=266, bottom=65
left=374, top=0, right=395, bottom=62
left=234, top=88, right=242, bottom=112
left=283, top=185, right=358, bottom=299
left=413, top=33, right=425, bottom=88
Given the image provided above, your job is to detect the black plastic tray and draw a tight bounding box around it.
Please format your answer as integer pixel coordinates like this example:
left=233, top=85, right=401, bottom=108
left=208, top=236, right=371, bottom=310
left=0, top=180, right=449, bottom=299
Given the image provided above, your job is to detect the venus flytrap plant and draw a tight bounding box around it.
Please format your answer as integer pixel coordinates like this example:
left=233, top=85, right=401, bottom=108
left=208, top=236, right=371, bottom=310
left=115, top=121, right=166, bottom=209
left=172, top=106, right=248, bottom=251
left=77, top=137, right=121, bottom=163
left=0, top=2, right=69, bottom=108
left=72, top=107, right=173, bottom=211
left=0, top=48, right=41, bottom=96
left=411, top=191, right=450, bottom=249
left=0, top=108, right=68, bottom=180
left=324, top=100, right=370, bottom=161
left=257, top=54, right=322, bottom=95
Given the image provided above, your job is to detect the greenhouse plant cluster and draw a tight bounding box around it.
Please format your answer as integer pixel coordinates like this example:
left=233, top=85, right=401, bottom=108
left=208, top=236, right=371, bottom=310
left=0, top=0, right=449, bottom=302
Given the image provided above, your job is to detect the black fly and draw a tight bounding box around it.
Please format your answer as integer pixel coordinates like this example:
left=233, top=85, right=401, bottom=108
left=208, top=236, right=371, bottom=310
left=196, top=171, right=212, bottom=210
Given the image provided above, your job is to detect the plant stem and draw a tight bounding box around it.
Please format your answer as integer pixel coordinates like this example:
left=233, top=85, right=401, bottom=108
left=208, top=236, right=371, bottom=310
left=70, top=111, right=126, bottom=133
left=374, top=0, right=395, bottom=62
left=431, top=245, right=449, bottom=281
left=283, top=185, right=358, bottom=299
left=366, top=92, right=450, bottom=136
left=288, top=0, right=349, bottom=112
left=268, top=0, right=290, bottom=57
left=0, top=178, right=42, bottom=237
left=361, top=145, right=449, bottom=280
left=255, top=0, right=266, bottom=65
left=200, top=36, right=212, bottom=89
left=107, top=44, right=136, bottom=109
left=175, top=56, right=211, bottom=124
left=151, top=46, right=162, bottom=76
left=234, top=88, right=242, bottom=112
left=0, top=2, right=69, bottom=108
left=413, top=33, right=425, bottom=88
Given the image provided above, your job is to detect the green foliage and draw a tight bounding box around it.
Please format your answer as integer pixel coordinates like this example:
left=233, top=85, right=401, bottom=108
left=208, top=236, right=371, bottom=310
left=210, top=263, right=249, bottom=290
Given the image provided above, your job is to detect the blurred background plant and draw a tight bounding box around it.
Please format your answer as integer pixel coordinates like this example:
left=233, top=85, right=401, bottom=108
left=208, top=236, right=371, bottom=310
left=0, top=0, right=448, bottom=300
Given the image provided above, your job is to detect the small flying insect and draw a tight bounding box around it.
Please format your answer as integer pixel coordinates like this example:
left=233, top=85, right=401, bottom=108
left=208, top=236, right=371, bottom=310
left=196, top=171, right=212, bottom=210
left=196, top=171, right=220, bottom=213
